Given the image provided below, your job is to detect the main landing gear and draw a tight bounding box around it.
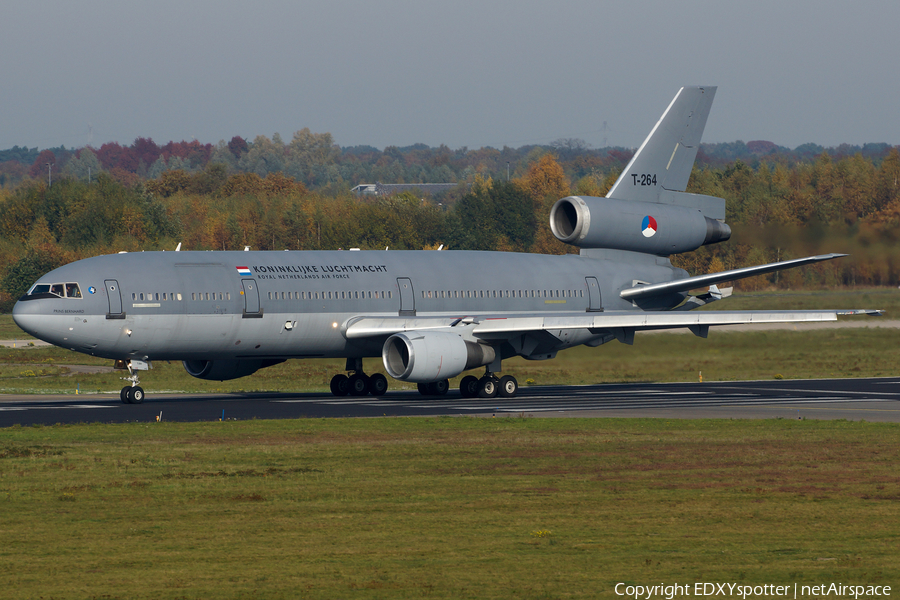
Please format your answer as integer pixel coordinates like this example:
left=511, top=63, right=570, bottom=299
left=330, top=358, right=388, bottom=397
left=416, top=369, right=519, bottom=398
left=458, top=370, right=518, bottom=399
left=116, top=359, right=151, bottom=404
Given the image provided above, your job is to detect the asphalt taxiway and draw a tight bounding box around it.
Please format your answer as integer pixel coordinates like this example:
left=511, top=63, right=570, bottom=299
left=1, top=377, right=899, bottom=426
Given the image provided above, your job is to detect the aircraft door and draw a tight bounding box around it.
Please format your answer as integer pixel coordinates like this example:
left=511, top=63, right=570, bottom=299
left=241, top=279, right=262, bottom=318
left=585, top=277, right=603, bottom=312
left=397, top=277, right=415, bottom=316
left=104, top=279, right=125, bottom=319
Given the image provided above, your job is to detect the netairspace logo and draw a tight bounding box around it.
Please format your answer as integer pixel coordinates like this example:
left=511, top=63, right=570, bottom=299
left=614, top=582, right=892, bottom=600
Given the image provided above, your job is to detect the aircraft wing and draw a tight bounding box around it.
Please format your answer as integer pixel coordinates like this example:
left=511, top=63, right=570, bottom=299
left=344, top=308, right=882, bottom=345
left=620, top=254, right=847, bottom=301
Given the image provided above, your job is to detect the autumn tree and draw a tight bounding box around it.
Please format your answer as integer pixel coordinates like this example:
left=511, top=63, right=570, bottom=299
left=29, top=149, right=58, bottom=179
left=517, top=153, right=572, bottom=254
left=446, top=177, right=534, bottom=251
left=63, top=148, right=102, bottom=181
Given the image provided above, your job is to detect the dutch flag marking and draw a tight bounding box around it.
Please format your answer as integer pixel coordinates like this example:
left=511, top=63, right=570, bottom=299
left=641, top=215, right=658, bottom=238
left=236, top=266, right=252, bottom=276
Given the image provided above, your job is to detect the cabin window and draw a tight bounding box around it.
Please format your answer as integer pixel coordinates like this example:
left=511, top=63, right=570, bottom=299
left=177, top=293, right=183, bottom=301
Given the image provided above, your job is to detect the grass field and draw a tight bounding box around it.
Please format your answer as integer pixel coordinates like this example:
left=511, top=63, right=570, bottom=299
left=1, top=418, right=897, bottom=599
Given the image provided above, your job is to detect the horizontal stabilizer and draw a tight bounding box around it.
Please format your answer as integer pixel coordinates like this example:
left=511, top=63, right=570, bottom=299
left=620, top=253, right=847, bottom=301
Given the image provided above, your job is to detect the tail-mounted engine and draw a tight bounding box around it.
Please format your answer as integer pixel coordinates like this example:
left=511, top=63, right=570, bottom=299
left=549, top=195, right=731, bottom=255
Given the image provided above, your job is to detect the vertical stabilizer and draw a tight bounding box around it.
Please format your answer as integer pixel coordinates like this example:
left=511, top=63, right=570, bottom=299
left=606, top=86, right=716, bottom=203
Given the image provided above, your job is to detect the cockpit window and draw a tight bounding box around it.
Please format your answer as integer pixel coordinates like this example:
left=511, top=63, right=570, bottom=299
left=27, top=282, right=83, bottom=299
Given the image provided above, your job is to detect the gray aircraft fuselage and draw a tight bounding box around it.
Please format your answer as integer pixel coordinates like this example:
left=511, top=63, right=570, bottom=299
left=12, top=248, right=686, bottom=363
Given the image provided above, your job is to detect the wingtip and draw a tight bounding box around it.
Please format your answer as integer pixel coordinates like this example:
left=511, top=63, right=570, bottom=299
left=835, top=309, right=884, bottom=316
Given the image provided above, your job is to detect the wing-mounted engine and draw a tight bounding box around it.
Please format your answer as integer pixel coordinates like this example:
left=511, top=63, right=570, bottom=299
left=549, top=195, right=730, bottom=255
left=382, top=331, right=495, bottom=383
left=182, top=359, right=284, bottom=381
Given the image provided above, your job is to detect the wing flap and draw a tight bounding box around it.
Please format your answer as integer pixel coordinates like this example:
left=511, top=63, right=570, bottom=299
left=472, top=310, right=843, bottom=337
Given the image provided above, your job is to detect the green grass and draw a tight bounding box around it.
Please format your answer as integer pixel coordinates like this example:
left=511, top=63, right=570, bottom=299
left=0, top=418, right=897, bottom=599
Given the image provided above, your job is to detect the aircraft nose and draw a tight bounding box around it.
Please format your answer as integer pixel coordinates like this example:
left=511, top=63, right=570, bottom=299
left=12, top=298, right=44, bottom=338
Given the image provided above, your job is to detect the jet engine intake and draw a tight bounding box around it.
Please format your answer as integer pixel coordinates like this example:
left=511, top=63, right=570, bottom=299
left=382, top=331, right=495, bottom=383
left=182, top=359, right=283, bottom=381
left=550, top=195, right=730, bottom=255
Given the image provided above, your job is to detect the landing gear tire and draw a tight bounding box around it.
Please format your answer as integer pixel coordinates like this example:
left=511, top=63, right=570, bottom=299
left=499, top=375, right=518, bottom=398
left=127, top=386, right=145, bottom=404
left=478, top=376, right=499, bottom=398
left=418, top=380, right=449, bottom=396
left=459, top=375, right=479, bottom=398
left=430, top=380, right=449, bottom=396
left=330, top=374, right=350, bottom=397
left=368, top=373, right=388, bottom=396
left=120, top=386, right=131, bottom=404
left=348, top=373, right=369, bottom=396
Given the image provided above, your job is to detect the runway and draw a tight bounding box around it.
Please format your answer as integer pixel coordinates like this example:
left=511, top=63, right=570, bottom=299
left=1, top=377, right=899, bottom=425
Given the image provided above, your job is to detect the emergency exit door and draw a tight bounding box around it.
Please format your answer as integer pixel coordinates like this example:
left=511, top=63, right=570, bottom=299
left=585, top=277, right=603, bottom=312
left=242, top=279, right=262, bottom=318
left=397, top=277, right=415, bottom=316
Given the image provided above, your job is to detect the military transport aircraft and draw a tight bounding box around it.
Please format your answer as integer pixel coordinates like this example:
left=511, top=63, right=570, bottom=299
left=12, top=86, right=881, bottom=403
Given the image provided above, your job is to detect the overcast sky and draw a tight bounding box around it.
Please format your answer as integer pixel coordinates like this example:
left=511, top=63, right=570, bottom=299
left=2, top=0, right=898, bottom=152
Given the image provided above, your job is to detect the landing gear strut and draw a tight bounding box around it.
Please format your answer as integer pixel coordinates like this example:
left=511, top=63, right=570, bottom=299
left=118, top=359, right=151, bottom=404
left=330, top=358, right=388, bottom=397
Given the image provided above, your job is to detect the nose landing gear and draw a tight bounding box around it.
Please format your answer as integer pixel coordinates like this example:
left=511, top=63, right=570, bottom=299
left=116, top=359, right=151, bottom=404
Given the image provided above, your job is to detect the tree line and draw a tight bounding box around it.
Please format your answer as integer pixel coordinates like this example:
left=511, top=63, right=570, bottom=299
left=1, top=145, right=899, bottom=311
left=2, top=129, right=898, bottom=194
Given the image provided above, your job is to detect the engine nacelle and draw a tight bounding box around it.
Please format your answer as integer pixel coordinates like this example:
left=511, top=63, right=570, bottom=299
left=549, top=195, right=730, bottom=255
left=182, top=359, right=282, bottom=381
left=382, top=331, right=496, bottom=383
